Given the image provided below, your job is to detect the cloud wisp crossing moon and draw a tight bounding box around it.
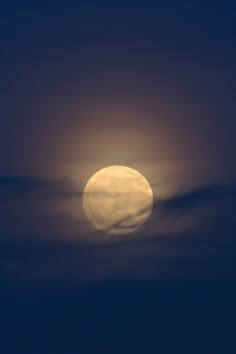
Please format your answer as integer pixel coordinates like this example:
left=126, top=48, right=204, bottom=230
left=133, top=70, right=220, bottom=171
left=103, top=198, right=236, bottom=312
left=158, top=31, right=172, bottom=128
left=1, top=176, right=236, bottom=239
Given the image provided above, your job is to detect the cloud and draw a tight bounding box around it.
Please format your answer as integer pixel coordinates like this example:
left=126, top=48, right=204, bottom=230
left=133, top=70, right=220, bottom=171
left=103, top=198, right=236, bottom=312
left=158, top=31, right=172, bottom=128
left=1, top=175, right=235, bottom=211
left=159, top=184, right=236, bottom=212
left=0, top=176, right=85, bottom=239
left=102, top=184, right=236, bottom=234
left=0, top=176, right=81, bottom=199
left=1, top=175, right=236, bottom=242
left=0, top=176, right=236, bottom=285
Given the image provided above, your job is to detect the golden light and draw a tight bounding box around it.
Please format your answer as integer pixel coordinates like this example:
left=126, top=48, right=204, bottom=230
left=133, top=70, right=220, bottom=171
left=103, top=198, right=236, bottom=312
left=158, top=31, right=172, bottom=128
left=82, top=166, right=153, bottom=235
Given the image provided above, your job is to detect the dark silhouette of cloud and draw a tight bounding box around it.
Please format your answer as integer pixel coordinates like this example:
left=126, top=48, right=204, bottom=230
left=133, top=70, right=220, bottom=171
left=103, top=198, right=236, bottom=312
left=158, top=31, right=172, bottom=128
left=1, top=176, right=236, bottom=232
left=159, top=184, right=236, bottom=212
left=0, top=176, right=81, bottom=199
left=104, top=184, right=236, bottom=232
left=0, top=175, right=236, bottom=252
left=0, top=176, right=236, bottom=301
left=1, top=175, right=235, bottom=207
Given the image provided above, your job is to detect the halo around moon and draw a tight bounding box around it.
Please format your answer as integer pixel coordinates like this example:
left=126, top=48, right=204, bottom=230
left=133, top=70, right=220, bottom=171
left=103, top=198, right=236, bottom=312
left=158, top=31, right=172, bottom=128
left=82, top=165, right=153, bottom=235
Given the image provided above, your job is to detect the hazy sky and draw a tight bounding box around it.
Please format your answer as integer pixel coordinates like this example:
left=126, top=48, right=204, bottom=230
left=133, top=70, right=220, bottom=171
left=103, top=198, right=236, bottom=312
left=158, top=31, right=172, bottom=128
left=1, top=2, right=236, bottom=353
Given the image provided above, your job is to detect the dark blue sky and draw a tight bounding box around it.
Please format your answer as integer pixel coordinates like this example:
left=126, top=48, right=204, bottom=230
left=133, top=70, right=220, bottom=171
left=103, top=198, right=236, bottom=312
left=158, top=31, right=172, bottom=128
left=1, top=1, right=236, bottom=353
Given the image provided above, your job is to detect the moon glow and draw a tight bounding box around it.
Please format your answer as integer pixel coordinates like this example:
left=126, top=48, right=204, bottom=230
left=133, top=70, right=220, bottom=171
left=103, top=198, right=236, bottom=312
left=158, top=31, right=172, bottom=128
left=82, top=166, right=153, bottom=235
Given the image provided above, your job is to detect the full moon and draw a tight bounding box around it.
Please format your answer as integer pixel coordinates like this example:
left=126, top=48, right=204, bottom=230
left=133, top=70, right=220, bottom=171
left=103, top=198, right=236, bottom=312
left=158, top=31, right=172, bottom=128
left=82, top=166, right=153, bottom=235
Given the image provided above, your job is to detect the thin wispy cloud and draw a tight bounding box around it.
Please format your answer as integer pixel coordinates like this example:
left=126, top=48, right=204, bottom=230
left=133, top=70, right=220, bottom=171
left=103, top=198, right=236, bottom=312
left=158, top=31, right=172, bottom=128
left=0, top=176, right=81, bottom=199
left=1, top=175, right=236, bottom=240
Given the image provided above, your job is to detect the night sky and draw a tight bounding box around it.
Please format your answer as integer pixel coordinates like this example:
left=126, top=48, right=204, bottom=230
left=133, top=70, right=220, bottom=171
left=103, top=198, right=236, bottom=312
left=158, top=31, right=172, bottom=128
left=1, top=1, right=236, bottom=353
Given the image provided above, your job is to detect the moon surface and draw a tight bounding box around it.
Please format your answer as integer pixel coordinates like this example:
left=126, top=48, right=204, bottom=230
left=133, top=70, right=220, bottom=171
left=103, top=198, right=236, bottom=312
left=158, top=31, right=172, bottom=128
left=82, top=166, right=153, bottom=235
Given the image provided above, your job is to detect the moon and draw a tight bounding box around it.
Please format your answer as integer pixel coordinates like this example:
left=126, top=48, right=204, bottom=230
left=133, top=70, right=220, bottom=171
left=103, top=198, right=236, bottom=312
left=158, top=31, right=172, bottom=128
left=82, top=166, right=153, bottom=235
